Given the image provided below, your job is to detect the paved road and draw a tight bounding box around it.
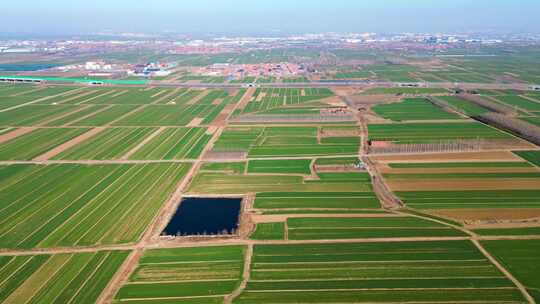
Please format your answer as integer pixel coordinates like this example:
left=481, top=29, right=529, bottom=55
left=37, top=80, right=539, bottom=91
left=153, top=81, right=538, bottom=91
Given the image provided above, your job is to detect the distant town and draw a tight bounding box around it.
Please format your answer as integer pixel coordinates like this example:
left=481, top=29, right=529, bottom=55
left=2, top=31, right=540, bottom=85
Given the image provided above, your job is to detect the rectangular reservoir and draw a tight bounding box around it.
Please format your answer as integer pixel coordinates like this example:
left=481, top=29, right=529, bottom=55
left=162, top=197, right=242, bottom=236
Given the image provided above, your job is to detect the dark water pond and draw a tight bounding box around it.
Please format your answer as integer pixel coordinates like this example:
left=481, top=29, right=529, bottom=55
left=162, top=197, right=241, bottom=236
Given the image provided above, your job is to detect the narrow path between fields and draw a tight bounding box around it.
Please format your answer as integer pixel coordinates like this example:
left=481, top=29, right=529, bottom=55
left=472, top=239, right=535, bottom=304
left=0, top=87, right=85, bottom=113
left=224, top=244, right=253, bottom=304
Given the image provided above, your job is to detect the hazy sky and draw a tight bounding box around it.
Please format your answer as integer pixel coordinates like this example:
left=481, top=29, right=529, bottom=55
left=4, top=0, right=540, bottom=35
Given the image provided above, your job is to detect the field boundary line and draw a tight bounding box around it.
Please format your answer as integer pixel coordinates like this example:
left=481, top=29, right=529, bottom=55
left=20, top=253, right=75, bottom=303
left=4, top=254, right=66, bottom=303
left=284, top=220, right=289, bottom=240
left=33, top=167, right=122, bottom=246
left=71, top=165, right=155, bottom=245
left=32, top=127, right=105, bottom=161
left=0, top=127, right=37, bottom=144
left=161, top=128, right=197, bottom=159
left=107, top=104, right=147, bottom=126
left=0, top=166, right=79, bottom=230
left=51, top=166, right=143, bottom=246
left=18, top=169, right=113, bottom=248
left=99, top=163, right=179, bottom=244
left=97, top=248, right=143, bottom=304
left=9, top=86, right=47, bottom=97
left=41, top=104, right=95, bottom=126
left=120, top=127, right=166, bottom=160
left=394, top=209, right=477, bottom=238
left=55, top=90, right=96, bottom=105
left=125, top=278, right=238, bottom=285
left=471, top=239, right=535, bottom=304
left=0, top=255, right=34, bottom=287
left=521, top=94, right=540, bottom=105
left=224, top=244, right=253, bottom=304
left=242, top=287, right=519, bottom=292
left=5, top=235, right=540, bottom=257
left=130, top=128, right=181, bottom=159
left=73, top=251, right=114, bottom=304
left=114, top=294, right=227, bottom=302
left=0, top=87, right=84, bottom=113
left=186, top=89, right=209, bottom=105
left=75, top=89, right=117, bottom=105
left=249, top=275, right=506, bottom=282
left=151, top=88, right=180, bottom=104
left=65, top=105, right=113, bottom=125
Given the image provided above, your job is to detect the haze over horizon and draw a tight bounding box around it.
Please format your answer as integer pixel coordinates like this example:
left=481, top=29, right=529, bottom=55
left=4, top=0, right=540, bottom=36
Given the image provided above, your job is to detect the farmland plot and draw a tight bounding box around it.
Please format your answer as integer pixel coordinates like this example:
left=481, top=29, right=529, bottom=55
left=247, top=159, right=312, bottom=174
left=44, top=105, right=109, bottom=126
left=188, top=171, right=373, bottom=194
left=0, top=85, right=77, bottom=109
left=362, top=87, right=448, bottom=95
left=0, top=251, right=128, bottom=304
left=0, top=163, right=191, bottom=248
left=112, top=104, right=225, bottom=126
left=251, top=222, right=285, bottom=240
left=436, top=95, right=489, bottom=116
left=239, top=88, right=334, bottom=115
left=286, top=216, right=466, bottom=239
left=233, top=241, right=525, bottom=303
left=253, top=192, right=381, bottom=210
left=0, top=86, right=78, bottom=110
left=0, top=128, right=89, bottom=160
left=372, top=98, right=461, bottom=121
left=53, top=127, right=158, bottom=160
left=85, top=87, right=173, bottom=104
left=70, top=105, right=141, bottom=126
left=130, top=127, right=211, bottom=160
left=35, top=88, right=114, bottom=105
left=115, top=246, right=245, bottom=303
left=368, top=122, right=512, bottom=143
left=213, top=127, right=359, bottom=158
left=493, top=95, right=540, bottom=112
left=0, top=105, right=81, bottom=126
left=482, top=240, right=540, bottom=302
left=514, top=150, right=540, bottom=166
left=397, top=190, right=540, bottom=209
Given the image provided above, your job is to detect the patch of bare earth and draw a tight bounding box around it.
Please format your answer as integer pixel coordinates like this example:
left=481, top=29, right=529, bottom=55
left=235, top=87, right=256, bottom=110
left=186, top=118, right=203, bottom=127
left=387, top=179, right=540, bottom=191
left=152, top=88, right=181, bottom=104
left=121, top=127, right=166, bottom=160
left=380, top=167, right=539, bottom=174
left=320, top=129, right=359, bottom=137
left=348, top=94, right=402, bottom=106
left=319, top=96, right=346, bottom=107
left=210, top=103, right=236, bottom=127
left=0, top=127, right=36, bottom=144
left=212, top=98, right=223, bottom=105
left=203, top=151, right=246, bottom=161
left=33, top=127, right=105, bottom=161
left=372, top=151, right=523, bottom=163
left=332, top=87, right=365, bottom=97
left=315, top=165, right=364, bottom=173
left=186, top=90, right=209, bottom=105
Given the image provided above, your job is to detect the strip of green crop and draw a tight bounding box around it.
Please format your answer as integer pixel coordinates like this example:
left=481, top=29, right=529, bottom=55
left=251, top=223, right=285, bottom=240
